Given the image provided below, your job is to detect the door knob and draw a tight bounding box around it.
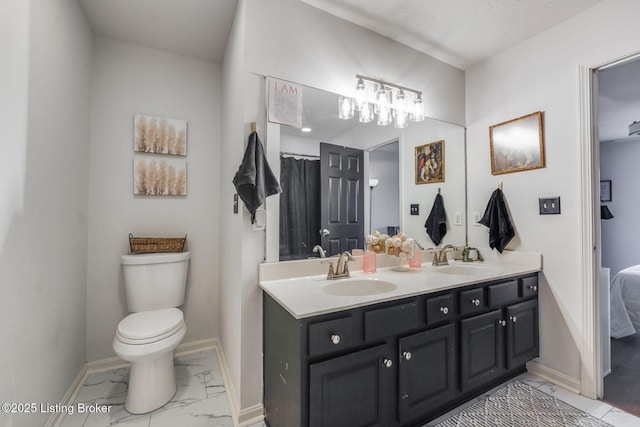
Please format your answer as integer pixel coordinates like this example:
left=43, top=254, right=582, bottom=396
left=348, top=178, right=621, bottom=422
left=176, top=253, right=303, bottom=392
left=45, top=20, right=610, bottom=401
left=320, top=229, right=330, bottom=236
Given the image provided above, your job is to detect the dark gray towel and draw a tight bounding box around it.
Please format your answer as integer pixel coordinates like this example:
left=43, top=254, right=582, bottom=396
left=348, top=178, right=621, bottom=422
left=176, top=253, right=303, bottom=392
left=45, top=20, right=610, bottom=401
left=232, top=131, right=281, bottom=223
left=478, top=188, right=515, bottom=253
left=425, top=193, right=447, bottom=246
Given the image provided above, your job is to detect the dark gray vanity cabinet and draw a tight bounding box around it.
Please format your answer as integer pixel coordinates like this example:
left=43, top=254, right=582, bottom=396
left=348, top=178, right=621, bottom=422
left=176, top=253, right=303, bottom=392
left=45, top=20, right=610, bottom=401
left=263, top=273, right=539, bottom=427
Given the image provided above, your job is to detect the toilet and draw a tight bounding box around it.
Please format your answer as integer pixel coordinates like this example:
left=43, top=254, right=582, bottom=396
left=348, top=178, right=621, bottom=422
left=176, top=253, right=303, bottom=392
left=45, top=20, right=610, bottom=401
left=113, top=251, right=190, bottom=414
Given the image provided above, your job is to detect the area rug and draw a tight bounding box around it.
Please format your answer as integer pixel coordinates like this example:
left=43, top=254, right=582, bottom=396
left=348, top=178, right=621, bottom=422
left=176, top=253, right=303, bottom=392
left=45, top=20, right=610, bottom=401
left=434, top=380, right=612, bottom=427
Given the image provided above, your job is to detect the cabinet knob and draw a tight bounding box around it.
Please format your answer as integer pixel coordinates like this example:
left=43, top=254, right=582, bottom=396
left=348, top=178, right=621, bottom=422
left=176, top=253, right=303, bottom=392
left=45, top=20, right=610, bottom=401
left=471, top=299, right=480, bottom=306
left=440, top=306, right=449, bottom=315
left=529, top=285, right=538, bottom=292
left=510, top=316, right=517, bottom=323
left=499, top=320, right=506, bottom=327
left=383, top=359, right=393, bottom=368
left=331, top=334, right=341, bottom=345
left=403, top=351, right=412, bottom=361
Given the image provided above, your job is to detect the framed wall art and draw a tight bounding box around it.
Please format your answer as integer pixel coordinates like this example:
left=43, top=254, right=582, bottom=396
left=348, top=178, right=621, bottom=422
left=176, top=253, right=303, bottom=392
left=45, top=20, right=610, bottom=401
left=600, top=180, right=612, bottom=202
left=415, top=140, right=445, bottom=184
left=134, top=114, right=187, bottom=156
left=489, top=111, right=544, bottom=175
left=133, top=156, right=187, bottom=196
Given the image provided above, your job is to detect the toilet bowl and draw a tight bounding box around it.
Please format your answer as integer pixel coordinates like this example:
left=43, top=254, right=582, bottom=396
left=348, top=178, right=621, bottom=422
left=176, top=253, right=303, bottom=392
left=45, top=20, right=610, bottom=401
left=113, top=308, right=187, bottom=414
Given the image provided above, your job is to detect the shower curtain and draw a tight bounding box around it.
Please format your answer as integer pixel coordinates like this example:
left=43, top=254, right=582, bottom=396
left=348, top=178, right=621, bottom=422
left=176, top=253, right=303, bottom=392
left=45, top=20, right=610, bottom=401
left=279, top=156, right=321, bottom=260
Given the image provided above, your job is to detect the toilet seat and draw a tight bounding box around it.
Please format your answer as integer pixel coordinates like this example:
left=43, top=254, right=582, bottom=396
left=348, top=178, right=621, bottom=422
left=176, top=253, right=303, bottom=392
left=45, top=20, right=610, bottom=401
left=116, top=308, right=184, bottom=345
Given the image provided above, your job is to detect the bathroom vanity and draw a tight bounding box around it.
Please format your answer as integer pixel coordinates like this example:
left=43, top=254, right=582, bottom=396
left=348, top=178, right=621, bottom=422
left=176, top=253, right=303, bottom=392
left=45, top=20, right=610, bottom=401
left=260, top=253, right=541, bottom=427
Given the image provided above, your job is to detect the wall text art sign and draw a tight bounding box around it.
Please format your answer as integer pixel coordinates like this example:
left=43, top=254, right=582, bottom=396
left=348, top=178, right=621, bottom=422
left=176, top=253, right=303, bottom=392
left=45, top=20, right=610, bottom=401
left=268, top=78, right=302, bottom=128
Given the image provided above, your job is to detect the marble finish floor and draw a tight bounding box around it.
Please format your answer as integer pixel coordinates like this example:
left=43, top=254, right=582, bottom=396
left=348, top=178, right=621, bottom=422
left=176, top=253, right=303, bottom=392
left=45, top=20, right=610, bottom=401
left=59, top=349, right=640, bottom=427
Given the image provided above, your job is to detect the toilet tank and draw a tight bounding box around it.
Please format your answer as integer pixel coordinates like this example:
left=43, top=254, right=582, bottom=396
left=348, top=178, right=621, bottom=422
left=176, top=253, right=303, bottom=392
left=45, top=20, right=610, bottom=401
left=121, top=252, right=191, bottom=312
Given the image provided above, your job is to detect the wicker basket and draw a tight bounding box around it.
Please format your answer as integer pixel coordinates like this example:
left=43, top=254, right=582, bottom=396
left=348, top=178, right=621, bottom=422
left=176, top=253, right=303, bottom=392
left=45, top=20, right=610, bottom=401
left=129, top=233, right=187, bottom=254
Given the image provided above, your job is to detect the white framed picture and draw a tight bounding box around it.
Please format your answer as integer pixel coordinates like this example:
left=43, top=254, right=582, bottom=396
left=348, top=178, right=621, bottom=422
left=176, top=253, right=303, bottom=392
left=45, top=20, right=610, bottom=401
left=133, top=156, right=187, bottom=196
left=134, top=114, right=187, bottom=156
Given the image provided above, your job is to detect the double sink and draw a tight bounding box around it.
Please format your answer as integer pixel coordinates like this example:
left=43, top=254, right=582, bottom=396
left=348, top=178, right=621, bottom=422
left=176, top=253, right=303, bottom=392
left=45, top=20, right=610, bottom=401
left=321, top=263, right=503, bottom=297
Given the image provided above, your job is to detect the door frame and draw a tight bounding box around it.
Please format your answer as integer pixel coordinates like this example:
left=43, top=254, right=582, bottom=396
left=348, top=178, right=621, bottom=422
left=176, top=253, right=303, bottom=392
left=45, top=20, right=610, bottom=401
left=579, top=49, right=640, bottom=399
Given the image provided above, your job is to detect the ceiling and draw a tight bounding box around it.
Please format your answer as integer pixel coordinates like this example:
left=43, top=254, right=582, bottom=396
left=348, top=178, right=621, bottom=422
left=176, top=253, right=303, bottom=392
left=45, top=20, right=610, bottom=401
left=77, top=0, right=638, bottom=144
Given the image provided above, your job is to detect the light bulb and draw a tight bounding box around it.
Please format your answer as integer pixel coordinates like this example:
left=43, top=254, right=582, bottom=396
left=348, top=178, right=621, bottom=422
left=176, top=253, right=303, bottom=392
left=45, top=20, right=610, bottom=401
left=410, top=94, right=425, bottom=122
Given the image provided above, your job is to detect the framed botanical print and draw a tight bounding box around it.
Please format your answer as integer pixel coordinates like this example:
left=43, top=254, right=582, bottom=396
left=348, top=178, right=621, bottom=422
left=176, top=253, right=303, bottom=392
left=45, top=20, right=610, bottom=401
left=415, top=140, right=445, bottom=184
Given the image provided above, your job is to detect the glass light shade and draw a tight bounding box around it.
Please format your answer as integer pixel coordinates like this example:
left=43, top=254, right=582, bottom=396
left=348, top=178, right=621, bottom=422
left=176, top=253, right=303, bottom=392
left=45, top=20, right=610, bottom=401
left=376, top=85, right=391, bottom=109
left=354, top=78, right=366, bottom=111
left=395, top=90, right=407, bottom=112
left=377, top=105, right=391, bottom=126
left=359, top=101, right=374, bottom=123
left=410, top=94, right=425, bottom=122
left=394, top=109, right=408, bottom=129
left=338, top=96, right=354, bottom=120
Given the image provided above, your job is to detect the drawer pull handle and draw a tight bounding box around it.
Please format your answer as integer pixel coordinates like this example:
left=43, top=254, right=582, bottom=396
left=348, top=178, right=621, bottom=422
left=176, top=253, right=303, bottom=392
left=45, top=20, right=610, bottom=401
left=529, top=285, right=538, bottom=292
left=383, top=359, right=393, bottom=368
left=440, top=306, right=449, bottom=315
left=331, top=334, right=341, bottom=345
left=471, top=299, right=480, bottom=306
left=403, top=351, right=412, bottom=361
left=510, top=316, right=517, bottom=323
left=499, top=320, right=506, bottom=327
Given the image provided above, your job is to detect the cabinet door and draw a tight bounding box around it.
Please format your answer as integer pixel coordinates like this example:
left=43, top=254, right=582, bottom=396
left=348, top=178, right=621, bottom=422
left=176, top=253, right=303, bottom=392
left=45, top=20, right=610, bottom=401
left=506, top=299, right=539, bottom=369
left=398, top=324, right=457, bottom=425
left=460, top=309, right=505, bottom=392
left=309, top=344, right=393, bottom=427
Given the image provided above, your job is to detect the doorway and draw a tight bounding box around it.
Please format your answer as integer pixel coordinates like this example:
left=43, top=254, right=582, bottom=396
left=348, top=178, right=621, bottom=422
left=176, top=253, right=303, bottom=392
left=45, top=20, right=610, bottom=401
left=368, top=140, right=400, bottom=236
left=595, top=56, right=640, bottom=417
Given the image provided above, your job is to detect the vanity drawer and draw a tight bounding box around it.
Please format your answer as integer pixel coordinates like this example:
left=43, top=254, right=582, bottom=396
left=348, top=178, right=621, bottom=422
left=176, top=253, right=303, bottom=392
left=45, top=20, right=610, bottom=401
left=308, top=317, right=354, bottom=357
left=488, top=280, right=519, bottom=308
left=521, top=276, right=538, bottom=298
left=459, top=288, right=484, bottom=316
left=364, top=302, right=419, bottom=341
left=426, top=294, right=455, bottom=326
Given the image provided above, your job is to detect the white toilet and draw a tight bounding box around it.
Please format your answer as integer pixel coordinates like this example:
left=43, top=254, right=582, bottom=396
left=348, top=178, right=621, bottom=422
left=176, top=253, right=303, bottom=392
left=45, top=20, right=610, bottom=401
left=113, top=251, right=190, bottom=414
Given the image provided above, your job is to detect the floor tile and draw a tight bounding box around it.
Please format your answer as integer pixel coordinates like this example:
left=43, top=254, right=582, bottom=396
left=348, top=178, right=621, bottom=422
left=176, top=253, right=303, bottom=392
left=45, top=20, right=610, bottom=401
left=74, top=369, right=129, bottom=403
left=149, top=393, right=232, bottom=427
left=601, top=407, right=640, bottom=427
left=537, top=381, right=614, bottom=419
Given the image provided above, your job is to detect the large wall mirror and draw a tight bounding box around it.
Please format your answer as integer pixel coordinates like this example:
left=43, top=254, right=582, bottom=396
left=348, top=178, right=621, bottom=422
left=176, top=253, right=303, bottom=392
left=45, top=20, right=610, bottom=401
left=264, top=78, right=467, bottom=262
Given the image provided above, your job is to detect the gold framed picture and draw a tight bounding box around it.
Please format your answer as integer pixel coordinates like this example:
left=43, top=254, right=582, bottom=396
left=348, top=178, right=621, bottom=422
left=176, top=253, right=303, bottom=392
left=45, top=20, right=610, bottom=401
left=489, top=111, right=544, bottom=175
left=415, top=140, right=445, bottom=184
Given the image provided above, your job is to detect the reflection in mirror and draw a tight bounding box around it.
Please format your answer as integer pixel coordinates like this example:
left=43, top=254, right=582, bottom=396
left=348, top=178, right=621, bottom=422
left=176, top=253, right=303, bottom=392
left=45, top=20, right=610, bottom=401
left=265, top=80, right=466, bottom=262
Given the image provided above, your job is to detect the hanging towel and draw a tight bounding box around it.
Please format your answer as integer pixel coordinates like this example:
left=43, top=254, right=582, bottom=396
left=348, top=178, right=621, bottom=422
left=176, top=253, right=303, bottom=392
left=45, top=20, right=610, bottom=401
left=232, top=131, right=281, bottom=223
left=424, top=193, right=447, bottom=246
left=478, top=188, right=515, bottom=253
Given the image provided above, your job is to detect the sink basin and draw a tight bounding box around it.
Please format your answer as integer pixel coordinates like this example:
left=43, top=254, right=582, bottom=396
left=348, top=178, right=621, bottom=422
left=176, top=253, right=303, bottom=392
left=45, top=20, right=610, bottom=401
left=322, top=279, right=397, bottom=296
left=436, top=264, right=502, bottom=276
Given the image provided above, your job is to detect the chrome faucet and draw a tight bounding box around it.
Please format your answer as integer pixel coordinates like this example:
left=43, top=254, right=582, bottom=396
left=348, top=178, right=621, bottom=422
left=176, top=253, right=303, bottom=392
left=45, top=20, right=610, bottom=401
left=312, top=245, right=326, bottom=258
left=322, top=251, right=354, bottom=279
left=433, top=244, right=457, bottom=266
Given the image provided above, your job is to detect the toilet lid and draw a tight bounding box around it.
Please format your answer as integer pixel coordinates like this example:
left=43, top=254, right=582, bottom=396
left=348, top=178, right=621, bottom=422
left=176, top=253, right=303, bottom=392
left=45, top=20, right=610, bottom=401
left=117, top=308, right=184, bottom=342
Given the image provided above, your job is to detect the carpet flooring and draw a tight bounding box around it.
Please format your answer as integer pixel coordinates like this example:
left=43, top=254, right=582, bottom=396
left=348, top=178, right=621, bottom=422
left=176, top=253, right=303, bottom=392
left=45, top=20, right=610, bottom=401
left=435, top=380, right=612, bottom=427
left=604, top=332, right=640, bottom=418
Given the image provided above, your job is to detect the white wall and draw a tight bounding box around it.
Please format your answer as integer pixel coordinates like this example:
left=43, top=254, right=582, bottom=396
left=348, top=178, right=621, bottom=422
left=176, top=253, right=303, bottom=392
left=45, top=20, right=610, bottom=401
left=220, top=0, right=466, bottom=416
left=600, top=140, right=640, bottom=276
left=465, top=0, right=640, bottom=385
left=0, top=0, right=92, bottom=425
left=86, top=38, right=221, bottom=360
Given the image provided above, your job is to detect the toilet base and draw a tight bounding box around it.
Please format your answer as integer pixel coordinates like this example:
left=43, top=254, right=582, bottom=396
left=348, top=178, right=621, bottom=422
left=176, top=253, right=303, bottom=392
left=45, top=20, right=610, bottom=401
left=125, top=352, right=177, bottom=414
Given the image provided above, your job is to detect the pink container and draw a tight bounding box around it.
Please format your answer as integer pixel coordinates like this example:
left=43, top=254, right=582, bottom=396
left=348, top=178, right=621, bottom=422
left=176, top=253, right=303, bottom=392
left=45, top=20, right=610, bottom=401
left=363, top=250, right=377, bottom=273
left=409, top=248, right=422, bottom=268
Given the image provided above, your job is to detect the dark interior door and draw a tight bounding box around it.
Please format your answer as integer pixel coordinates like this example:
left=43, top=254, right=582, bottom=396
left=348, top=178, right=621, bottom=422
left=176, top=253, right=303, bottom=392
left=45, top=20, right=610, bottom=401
left=320, top=142, right=364, bottom=256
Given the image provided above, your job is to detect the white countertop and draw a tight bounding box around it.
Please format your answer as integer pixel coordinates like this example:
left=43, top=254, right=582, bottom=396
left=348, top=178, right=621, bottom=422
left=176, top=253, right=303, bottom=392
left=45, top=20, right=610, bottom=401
left=259, top=249, right=542, bottom=319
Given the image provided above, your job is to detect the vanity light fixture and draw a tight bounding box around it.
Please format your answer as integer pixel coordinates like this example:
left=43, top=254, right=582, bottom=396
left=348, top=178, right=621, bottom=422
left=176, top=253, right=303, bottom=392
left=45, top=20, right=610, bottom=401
left=339, top=75, right=424, bottom=127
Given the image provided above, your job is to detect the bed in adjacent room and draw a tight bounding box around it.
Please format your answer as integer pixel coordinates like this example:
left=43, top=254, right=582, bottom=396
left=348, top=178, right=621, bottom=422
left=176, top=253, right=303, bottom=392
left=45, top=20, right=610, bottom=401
left=610, top=265, right=640, bottom=338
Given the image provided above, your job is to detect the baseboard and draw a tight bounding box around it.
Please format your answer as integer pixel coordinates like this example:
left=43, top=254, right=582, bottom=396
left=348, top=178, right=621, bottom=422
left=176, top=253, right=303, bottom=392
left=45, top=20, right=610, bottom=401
left=215, top=343, right=265, bottom=427
left=526, top=360, right=581, bottom=394
left=47, top=338, right=219, bottom=427
left=44, top=363, right=89, bottom=427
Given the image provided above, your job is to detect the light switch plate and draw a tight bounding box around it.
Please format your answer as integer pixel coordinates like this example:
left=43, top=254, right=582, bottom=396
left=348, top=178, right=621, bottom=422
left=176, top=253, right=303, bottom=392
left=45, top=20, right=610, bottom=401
left=410, top=204, right=419, bottom=215
left=454, top=212, right=462, bottom=226
left=539, top=197, right=561, bottom=215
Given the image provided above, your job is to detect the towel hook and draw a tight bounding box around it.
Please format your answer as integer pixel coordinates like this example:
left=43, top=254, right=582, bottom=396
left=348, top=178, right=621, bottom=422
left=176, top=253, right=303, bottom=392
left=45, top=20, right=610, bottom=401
left=251, top=122, right=257, bottom=133
left=438, top=187, right=441, bottom=195
left=498, top=181, right=503, bottom=191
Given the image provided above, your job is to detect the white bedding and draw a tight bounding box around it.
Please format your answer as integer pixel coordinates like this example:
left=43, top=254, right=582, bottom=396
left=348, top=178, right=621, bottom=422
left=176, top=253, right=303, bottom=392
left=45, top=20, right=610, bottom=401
left=610, top=265, right=640, bottom=338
